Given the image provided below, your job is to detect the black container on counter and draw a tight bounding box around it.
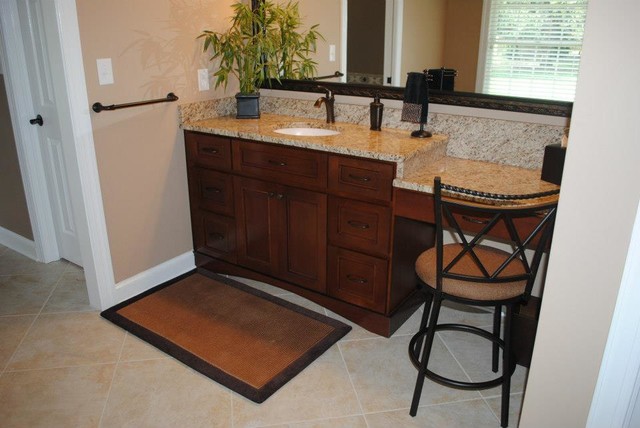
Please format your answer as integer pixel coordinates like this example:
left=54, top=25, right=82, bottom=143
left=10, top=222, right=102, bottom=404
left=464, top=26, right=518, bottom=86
left=370, top=94, right=383, bottom=131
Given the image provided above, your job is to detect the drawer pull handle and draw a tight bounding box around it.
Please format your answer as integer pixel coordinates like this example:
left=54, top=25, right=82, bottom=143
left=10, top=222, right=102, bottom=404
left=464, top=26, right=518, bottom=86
left=462, top=215, right=490, bottom=225
left=268, top=159, right=287, bottom=167
left=201, top=147, right=219, bottom=154
left=347, top=220, right=370, bottom=229
left=267, top=192, right=285, bottom=200
left=347, top=275, right=368, bottom=284
left=204, top=186, right=222, bottom=193
left=348, top=174, right=371, bottom=182
left=208, top=233, right=225, bottom=241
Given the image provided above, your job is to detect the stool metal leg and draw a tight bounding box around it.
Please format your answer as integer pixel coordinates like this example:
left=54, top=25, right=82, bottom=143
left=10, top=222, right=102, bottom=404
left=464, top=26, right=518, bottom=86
left=493, top=304, right=502, bottom=373
left=501, top=305, right=513, bottom=427
left=410, top=294, right=442, bottom=417
left=414, top=291, right=434, bottom=360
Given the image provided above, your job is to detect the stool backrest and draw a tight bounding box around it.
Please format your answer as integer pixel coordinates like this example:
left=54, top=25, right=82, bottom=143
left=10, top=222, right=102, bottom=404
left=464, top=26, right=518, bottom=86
left=433, top=177, right=559, bottom=300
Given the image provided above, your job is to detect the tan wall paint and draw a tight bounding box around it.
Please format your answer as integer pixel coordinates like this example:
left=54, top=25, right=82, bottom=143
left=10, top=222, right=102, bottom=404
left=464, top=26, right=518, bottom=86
left=0, top=74, right=33, bottom=240
left=519, top=0, right=640, bottom=426
left=401, top=0, right=446, bottom=79
left=292, top=0, right=342, bottom=77
left=76, top=0, right=236, bottom=282
left=442, top=0, right=482, bottom=92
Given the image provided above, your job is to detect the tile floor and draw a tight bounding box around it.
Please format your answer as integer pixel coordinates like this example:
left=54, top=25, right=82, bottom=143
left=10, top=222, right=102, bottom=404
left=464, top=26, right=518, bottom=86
left=0, top=244, right=527, bottom=427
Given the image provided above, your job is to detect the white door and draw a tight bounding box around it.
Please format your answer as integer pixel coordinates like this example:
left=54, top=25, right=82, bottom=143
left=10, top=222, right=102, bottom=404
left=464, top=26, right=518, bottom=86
left=17, top=0, right=83, bottom=266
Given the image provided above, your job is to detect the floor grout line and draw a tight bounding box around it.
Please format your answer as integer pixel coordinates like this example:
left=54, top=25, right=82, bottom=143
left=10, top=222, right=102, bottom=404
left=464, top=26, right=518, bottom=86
left=1, top=268, right=66, bottom=376
left=336, top=341, right=370, bottom=428
left=97, top=329, right=128, bottom=427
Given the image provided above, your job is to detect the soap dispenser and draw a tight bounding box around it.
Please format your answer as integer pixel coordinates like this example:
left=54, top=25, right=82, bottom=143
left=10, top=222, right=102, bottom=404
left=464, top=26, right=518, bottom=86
left=370, top=94, right=384, bottom=131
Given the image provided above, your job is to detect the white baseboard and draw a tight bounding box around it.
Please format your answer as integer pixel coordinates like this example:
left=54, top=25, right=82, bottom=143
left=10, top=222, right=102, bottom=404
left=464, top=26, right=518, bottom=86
left=112, top=251, right=195, bottom=304
left=0, top=226, right=37, bottom=260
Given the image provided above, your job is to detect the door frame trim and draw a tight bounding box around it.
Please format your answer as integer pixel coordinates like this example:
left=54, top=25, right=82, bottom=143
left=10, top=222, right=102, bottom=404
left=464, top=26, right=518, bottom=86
left=0, top=0, right=115, bottom=309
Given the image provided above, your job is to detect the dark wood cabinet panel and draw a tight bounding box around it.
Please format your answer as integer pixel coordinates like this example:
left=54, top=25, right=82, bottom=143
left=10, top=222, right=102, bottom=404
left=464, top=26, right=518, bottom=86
left=233, top=139, right=328, bottom=189
left=234, top=176, right=280, bottom=276
left=328, top=196, right=391, bottom=257
left=191, top=211, right=237, bottom=263
left=327, top=246, right=389, bottom=313
left=234, top=176, right=327, bottom=292
left=328, top=155, right=394, bottom=202
left=185, top=132, right=232, bottom=171
left=279, top=186, right=327, bottom=292
left=188, top=168, right=234, bottom=217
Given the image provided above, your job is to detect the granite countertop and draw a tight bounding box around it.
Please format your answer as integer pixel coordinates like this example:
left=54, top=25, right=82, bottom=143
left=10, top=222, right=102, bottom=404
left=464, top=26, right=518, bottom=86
left=181, top=113, right=448, bottom=179
left=395, top=156, right=560, bottom=204
left=182, top=113, right=559, bottom=202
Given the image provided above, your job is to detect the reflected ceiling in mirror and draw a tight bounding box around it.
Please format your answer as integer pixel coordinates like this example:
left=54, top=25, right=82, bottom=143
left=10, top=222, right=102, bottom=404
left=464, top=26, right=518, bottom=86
left=262, top=0, right=580, bottom=117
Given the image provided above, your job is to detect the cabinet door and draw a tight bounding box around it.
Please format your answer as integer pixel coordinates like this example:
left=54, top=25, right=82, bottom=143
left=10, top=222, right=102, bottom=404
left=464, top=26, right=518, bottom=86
left=279, top=185, right=327, bottom=292
left=234, top=177, right=281, bottom=276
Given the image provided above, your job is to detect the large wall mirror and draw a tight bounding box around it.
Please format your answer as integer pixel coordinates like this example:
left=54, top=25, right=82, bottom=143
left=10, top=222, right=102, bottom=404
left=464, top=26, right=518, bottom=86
left=260, top=0, right=587, bottom=117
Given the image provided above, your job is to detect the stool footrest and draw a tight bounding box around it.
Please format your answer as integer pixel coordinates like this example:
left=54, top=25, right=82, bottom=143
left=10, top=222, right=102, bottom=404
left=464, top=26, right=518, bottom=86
left=409, top=323, right=516, bottom=390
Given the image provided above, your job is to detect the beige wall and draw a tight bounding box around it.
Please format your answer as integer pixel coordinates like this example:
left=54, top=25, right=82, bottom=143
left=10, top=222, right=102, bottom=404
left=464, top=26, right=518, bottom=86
left=442, top=0, right=482, bottom=92
left=520, top=0, right=640, bottom=425
left=0, top=73, right=33, bottom=240
left=294, top=0, right=342, bottom=78
left=76, top=0, right=236, bottom=282
left=401, top=0, right=446, bottom=79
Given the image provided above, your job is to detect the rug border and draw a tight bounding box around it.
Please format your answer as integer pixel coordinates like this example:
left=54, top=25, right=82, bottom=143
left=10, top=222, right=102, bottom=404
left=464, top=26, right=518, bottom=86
left=100, top=269, right=351, bottom=403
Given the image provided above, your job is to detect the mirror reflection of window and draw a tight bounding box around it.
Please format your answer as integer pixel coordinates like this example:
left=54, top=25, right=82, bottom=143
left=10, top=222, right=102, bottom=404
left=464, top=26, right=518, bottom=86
left=477, top=0, right=588, bottom=101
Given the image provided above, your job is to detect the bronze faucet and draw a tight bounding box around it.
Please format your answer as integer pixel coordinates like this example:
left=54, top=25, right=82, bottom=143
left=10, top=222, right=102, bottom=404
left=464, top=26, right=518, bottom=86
left=314, top=86, right=335, bottom=123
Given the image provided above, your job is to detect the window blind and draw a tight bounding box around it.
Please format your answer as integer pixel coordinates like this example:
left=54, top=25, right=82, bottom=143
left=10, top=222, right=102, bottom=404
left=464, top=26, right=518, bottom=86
left=482, top=0, right=588, bottom=101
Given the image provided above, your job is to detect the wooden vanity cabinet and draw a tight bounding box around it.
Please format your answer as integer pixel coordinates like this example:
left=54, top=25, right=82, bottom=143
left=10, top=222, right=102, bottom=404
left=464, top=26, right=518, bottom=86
left=234, top=176, right=327, bottom=292
left=185, top=130, right=418, bottom=337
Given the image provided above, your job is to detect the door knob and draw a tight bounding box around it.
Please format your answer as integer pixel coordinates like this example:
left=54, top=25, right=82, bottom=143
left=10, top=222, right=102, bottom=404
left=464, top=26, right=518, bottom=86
left=29, top=115, right=43, bottom=126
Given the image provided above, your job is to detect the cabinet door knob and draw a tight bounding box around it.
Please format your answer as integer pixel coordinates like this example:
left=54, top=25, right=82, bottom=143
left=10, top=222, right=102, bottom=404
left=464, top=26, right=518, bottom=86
left=268, top=159, right=287, bottom=167
left=346, top=274, right=368, bottom=284
left=29, top=114, right=44, bottom=126
left=208, top=232, right=225, bottom=241
left=347, top=220, right=370, bottom=229
left=348, top=174, right=371, bottom=182
left=201, top=147, right=219, bottom=154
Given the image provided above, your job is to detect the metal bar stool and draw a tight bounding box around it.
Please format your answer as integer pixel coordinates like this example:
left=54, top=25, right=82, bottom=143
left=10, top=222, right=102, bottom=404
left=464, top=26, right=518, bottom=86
left=408, top=177, right=559, bottom=427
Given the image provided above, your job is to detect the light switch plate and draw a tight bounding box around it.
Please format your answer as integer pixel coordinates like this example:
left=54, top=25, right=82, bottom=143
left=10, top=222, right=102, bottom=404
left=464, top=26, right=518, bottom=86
left=329, top=45, right=336, bottom=62
left=96, top=58, right=114, bottom=85
left=198, top=69, right=210, bottom=91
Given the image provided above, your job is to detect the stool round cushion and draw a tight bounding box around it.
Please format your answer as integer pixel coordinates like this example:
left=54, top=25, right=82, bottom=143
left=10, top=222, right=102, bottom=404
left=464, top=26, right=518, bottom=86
left=415, top=244, right=527, bottom=301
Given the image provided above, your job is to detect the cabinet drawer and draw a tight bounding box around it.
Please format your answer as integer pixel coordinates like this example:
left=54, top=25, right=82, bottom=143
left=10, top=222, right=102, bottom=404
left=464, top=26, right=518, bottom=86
left=185, top=132, right=232, bottom=171
left=192, top=211, right=237, bottom=263
left=327, top=246, right=388, bottom=313
left=328, top=156, right=394, bottom=202
left=188, top=168, right=234, bottom=216
left=328, top=197, right=391, bottom=257
left=233, top=140, right=328, bottom=189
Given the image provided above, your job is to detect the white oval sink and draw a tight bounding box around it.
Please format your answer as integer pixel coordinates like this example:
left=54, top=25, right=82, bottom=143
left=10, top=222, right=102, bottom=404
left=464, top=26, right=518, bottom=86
left=274, top=127, right=340, bottom=137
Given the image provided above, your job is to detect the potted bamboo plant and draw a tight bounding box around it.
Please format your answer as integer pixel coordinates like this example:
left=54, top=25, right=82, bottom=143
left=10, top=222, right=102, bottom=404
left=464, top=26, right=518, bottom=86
left=199, top=1, right=321, bottom=119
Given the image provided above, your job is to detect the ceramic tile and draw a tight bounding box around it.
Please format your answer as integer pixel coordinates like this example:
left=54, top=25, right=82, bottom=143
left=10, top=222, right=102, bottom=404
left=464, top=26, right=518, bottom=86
left=0, top=315, right=36, bottom=369
left=323, top=309, right=379, bottom=342
left=100, top=359, right=232, bottom=428
left=339, top=335, right=480, bottom=413
left=0, top=364, right=114, bottom=428
left=288, top=415, right=368, bottom=428
left=227, top=275, right=293, bottom=296
left=0, top=250, right=67, bottom=276
left=437, top=330, right=528, bottom=397
left=42, top=270, right=92, bottom=313
left=7, top=312, right=125, bottom=370
left=365, top=399, right=499, bottom=428
left=486, top=392, right=524, bottom=428
left=277, top=292, right=330, bottom=314
left=0, top=274, right=59, bottom=316
left=231, top=346, right=361, bottom=427
left=118, top=332, right=170, bottom=362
